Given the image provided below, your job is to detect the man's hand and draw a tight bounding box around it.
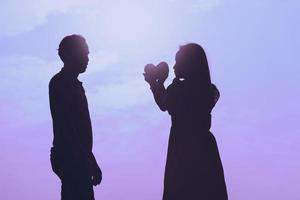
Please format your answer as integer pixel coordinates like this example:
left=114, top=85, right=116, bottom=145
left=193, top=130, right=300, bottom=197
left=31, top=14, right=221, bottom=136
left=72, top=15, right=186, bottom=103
left=92, top=164, right=102, bottom=186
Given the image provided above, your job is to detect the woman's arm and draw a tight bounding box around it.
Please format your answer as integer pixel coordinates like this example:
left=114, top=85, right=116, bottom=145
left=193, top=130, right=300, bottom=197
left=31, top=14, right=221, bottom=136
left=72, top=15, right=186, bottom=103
left=150, top=81, right=168, bottom=111
left=144, top=63, right=169, bottom=111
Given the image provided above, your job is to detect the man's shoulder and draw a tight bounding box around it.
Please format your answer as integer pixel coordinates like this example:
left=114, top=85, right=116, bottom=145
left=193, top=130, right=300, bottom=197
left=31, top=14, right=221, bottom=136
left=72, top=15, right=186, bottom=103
left=49, top=72, right=66, bottom=91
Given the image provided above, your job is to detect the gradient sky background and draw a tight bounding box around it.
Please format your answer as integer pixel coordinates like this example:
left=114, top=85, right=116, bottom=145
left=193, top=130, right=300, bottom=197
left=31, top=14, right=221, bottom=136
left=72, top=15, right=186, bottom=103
left=0, top=0, right=299, bottom=199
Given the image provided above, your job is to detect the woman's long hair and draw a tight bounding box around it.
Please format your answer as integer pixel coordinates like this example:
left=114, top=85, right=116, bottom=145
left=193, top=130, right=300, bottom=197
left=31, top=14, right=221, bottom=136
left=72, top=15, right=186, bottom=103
left=178, top=43, right=219, bottom=109
left=178, top=43, right=211, bottom=86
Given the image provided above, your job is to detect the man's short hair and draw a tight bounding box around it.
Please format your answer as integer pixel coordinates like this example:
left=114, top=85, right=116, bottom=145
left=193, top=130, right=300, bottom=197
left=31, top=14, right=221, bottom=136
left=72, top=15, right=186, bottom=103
left=58, top=34, right=88, bottom=62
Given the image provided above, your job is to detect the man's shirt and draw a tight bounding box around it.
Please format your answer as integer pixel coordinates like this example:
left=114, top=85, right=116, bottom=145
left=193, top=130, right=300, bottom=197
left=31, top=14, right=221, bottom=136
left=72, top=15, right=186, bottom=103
left=49, top=68, right=93, bottom=160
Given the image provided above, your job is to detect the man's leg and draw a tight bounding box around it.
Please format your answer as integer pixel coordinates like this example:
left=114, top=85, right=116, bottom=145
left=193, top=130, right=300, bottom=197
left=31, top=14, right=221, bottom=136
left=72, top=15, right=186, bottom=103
left=51, top=149, right=94, bottom=200
left=61, top=174, right=94, bottom=200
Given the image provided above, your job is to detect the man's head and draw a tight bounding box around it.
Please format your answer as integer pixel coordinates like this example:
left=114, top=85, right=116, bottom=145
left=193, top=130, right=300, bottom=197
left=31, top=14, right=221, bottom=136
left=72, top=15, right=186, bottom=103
left=58, top=34, right=89, bottom=73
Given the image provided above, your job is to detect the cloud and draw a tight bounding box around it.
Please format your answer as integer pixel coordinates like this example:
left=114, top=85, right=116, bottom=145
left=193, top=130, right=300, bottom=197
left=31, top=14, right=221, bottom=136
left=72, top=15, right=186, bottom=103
left=0, top=0, right=223, bottom=37
left=0, top=0, right=96, bottom=36
left=0, top=48, right=156, bottom=126
left=85, top=50, right=120, bottom=75
left=0, top=55, right=59, bottom=123
left=190, top=0, right=222, bottom=11
left=166, top=0, right=222, bottom=12
left=88, top=78, right=152, bottom=112
left=83, top=57, right=154, bottom=114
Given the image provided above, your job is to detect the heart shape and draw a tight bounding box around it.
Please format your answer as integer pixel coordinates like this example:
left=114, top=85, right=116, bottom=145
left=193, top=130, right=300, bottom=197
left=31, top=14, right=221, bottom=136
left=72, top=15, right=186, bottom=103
left=144, top=62, right=169, bottom=80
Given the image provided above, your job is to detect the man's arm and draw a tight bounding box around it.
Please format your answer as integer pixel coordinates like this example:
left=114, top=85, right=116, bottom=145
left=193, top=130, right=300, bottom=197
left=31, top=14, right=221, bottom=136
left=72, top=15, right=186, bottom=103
left=50, top=79, right=102, bottom=185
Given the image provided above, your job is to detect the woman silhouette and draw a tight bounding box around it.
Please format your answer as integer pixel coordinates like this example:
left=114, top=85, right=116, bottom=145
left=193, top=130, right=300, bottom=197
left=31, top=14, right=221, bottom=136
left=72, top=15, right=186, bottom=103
left=144, top=43, right=228, bottom=200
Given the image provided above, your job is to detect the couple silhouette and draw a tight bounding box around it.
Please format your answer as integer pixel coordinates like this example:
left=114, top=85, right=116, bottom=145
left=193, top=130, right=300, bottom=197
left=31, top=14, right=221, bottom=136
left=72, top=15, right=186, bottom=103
left=49, top=35, right=228, bottom=200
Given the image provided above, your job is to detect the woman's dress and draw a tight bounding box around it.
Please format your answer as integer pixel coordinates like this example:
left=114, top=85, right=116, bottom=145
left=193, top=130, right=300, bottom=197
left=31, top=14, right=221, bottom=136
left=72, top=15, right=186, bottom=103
left=153, top=78, right=228, bottom=200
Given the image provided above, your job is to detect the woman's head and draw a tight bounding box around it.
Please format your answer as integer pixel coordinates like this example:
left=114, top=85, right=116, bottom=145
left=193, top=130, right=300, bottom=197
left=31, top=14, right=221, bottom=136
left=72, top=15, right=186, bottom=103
left=174, top=43, right=211, bottom=84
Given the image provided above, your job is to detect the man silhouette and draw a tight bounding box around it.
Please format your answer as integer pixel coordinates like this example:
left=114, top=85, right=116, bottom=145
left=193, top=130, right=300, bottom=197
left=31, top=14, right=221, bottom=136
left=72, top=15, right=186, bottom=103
left=49, top=34, right=102, bottom=200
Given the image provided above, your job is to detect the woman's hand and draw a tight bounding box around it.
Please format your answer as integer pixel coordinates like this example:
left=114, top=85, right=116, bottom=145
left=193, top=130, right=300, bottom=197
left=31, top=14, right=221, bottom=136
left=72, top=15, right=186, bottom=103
left=143, top=64, right=158, bottom=85
left=156, top=62, right=169, bottom=84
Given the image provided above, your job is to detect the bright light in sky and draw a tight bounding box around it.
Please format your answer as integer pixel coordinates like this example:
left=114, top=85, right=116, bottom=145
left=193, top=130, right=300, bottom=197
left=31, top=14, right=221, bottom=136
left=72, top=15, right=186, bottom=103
left=0, top=0, right=299, bottom=200
left=82, top=0, right=184, bottom=53
left=96, top=1, right=164, bottom=46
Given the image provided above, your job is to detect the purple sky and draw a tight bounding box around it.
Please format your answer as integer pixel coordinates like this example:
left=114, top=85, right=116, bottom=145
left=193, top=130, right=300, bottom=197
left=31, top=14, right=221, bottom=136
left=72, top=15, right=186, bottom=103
left=0, top=0, right=299, bottom=199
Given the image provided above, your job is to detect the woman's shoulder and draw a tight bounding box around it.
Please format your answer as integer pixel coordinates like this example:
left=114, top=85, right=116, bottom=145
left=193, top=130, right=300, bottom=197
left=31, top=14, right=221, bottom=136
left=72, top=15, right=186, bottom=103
left=166, top=78, right=186, bottom=92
